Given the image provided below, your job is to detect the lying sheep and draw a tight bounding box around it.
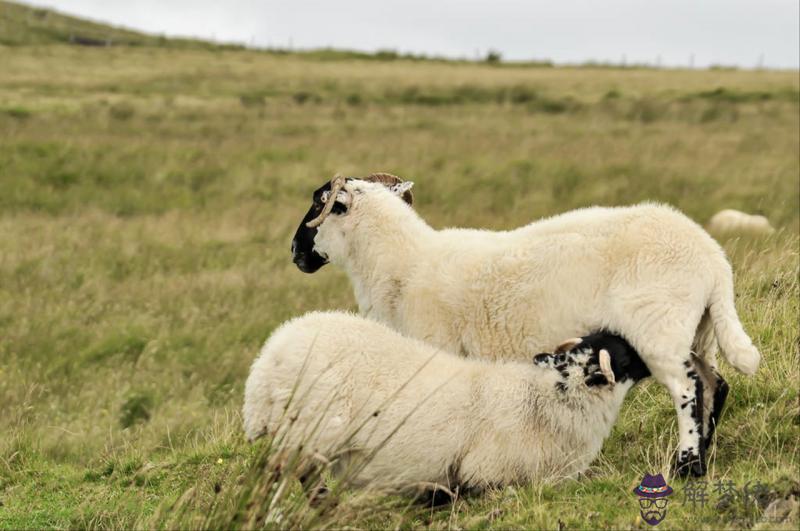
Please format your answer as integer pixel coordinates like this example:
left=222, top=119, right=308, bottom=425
left=243, top=311, right=649, bottom=494
left=707, top=209, right=775, bottom=236
left=290, top=173, right=762, bottom=477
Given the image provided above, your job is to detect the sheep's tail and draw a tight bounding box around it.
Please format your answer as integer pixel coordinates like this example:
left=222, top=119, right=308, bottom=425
left=707, top=266, right=761, bottom=375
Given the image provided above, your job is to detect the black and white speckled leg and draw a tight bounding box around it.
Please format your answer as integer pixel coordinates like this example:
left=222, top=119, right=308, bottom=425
left=692, top=355, right=729, bottom=451
left=665, top=362, right=707, bottom=477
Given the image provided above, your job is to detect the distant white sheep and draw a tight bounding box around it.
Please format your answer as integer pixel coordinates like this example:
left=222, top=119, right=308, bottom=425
left=243, top=312, right=649, bottom=494
left=290, top=174, right=761, bottom=477
left=707, top=209, right=775, bottom=236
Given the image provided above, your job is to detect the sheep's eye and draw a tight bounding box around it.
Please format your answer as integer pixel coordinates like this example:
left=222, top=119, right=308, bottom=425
left=331, top=202, right=347, bottom=215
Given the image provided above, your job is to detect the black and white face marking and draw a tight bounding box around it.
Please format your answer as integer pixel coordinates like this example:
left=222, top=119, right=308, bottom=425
left=534, top=332, right=649, bottom=393
left=533, top=346, right=604, bottom=393
left=585, top=332, right=651, bottom=384
left=291, top=180, right=349, bottom=273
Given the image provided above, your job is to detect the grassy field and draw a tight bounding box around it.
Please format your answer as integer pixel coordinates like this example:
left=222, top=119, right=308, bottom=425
left=1, top=4, right=799, bottom=528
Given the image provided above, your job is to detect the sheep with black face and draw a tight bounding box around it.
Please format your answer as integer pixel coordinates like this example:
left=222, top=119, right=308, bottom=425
left=290, top=173, right=761, bottom=477
left=292, top=173, right=414, bottom=274
left=243, top=311, right=650, bottom=495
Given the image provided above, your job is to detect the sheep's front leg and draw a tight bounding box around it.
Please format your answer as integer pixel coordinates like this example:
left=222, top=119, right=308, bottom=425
left=664, top=364, right=706, bottom=477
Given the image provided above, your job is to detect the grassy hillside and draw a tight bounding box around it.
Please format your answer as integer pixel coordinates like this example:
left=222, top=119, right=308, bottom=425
left=0, top=0, right=242, bottom=48
left=0, top=7, right=798, bottom=529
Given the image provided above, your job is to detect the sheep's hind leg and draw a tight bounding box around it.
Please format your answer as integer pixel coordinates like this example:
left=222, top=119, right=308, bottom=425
left=691, top=309, right=729, bottom=451
left=708, top=372, right=729, bottom=449
left=609, top=289, right=709, bottom=476
left=693, top=357, right=729, bottom=450
left=663, top=362, right=707, bottom=477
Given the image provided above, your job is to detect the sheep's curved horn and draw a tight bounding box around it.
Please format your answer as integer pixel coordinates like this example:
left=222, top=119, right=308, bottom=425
left=306, top=174, right=347, bottom=228
left=599, top=349, right=616, bottom=385
left=555, top=338, right=582, bottom=354
left=362, top=172, right=414, bottom=205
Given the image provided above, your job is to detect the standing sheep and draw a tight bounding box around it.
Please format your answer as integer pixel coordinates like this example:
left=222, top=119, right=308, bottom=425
left=243, top=311, right=649, bottom=494
left=290, top=173, right=761, bottom=477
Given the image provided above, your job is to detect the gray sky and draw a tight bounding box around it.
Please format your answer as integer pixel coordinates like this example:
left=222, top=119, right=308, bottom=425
left=23, top=0, right=800, bottom=68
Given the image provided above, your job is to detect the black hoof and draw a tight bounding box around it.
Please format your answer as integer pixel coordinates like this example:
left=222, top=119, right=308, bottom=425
left=674, top=450, right=707, bottom=478
left=417, top=487, right=456, bottom=506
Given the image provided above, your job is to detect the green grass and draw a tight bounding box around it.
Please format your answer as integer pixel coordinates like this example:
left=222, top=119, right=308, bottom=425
left=0, top=5, right=798, bottom=528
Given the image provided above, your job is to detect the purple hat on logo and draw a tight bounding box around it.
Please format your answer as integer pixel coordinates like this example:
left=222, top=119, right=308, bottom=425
left=632, top=473, right=674, bottom=498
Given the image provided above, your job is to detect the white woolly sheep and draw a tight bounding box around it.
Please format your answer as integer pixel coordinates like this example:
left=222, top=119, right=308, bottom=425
left=707, top=209, right=775, bottom=236
left=290, top=173, right=762, bottom=477
left=243, top=311, right=649, bottom=495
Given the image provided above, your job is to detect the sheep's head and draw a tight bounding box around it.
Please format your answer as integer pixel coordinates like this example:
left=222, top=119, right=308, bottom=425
left=550, top=333, right=650, bottom=386
left=291, top=172, right=414, bottom=273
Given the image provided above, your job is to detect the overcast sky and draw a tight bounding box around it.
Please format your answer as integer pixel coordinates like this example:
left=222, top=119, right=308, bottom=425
left=22, top=0, right=800, bottom=68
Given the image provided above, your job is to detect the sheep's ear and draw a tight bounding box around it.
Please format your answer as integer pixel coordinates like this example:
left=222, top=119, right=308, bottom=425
left=599, top=349, right=616, bottom=384
left=390, top=181, right=414, bottom=206
left=555, top=337, right=582, bottom=354
left=363, top=172, right=414, bottom=206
